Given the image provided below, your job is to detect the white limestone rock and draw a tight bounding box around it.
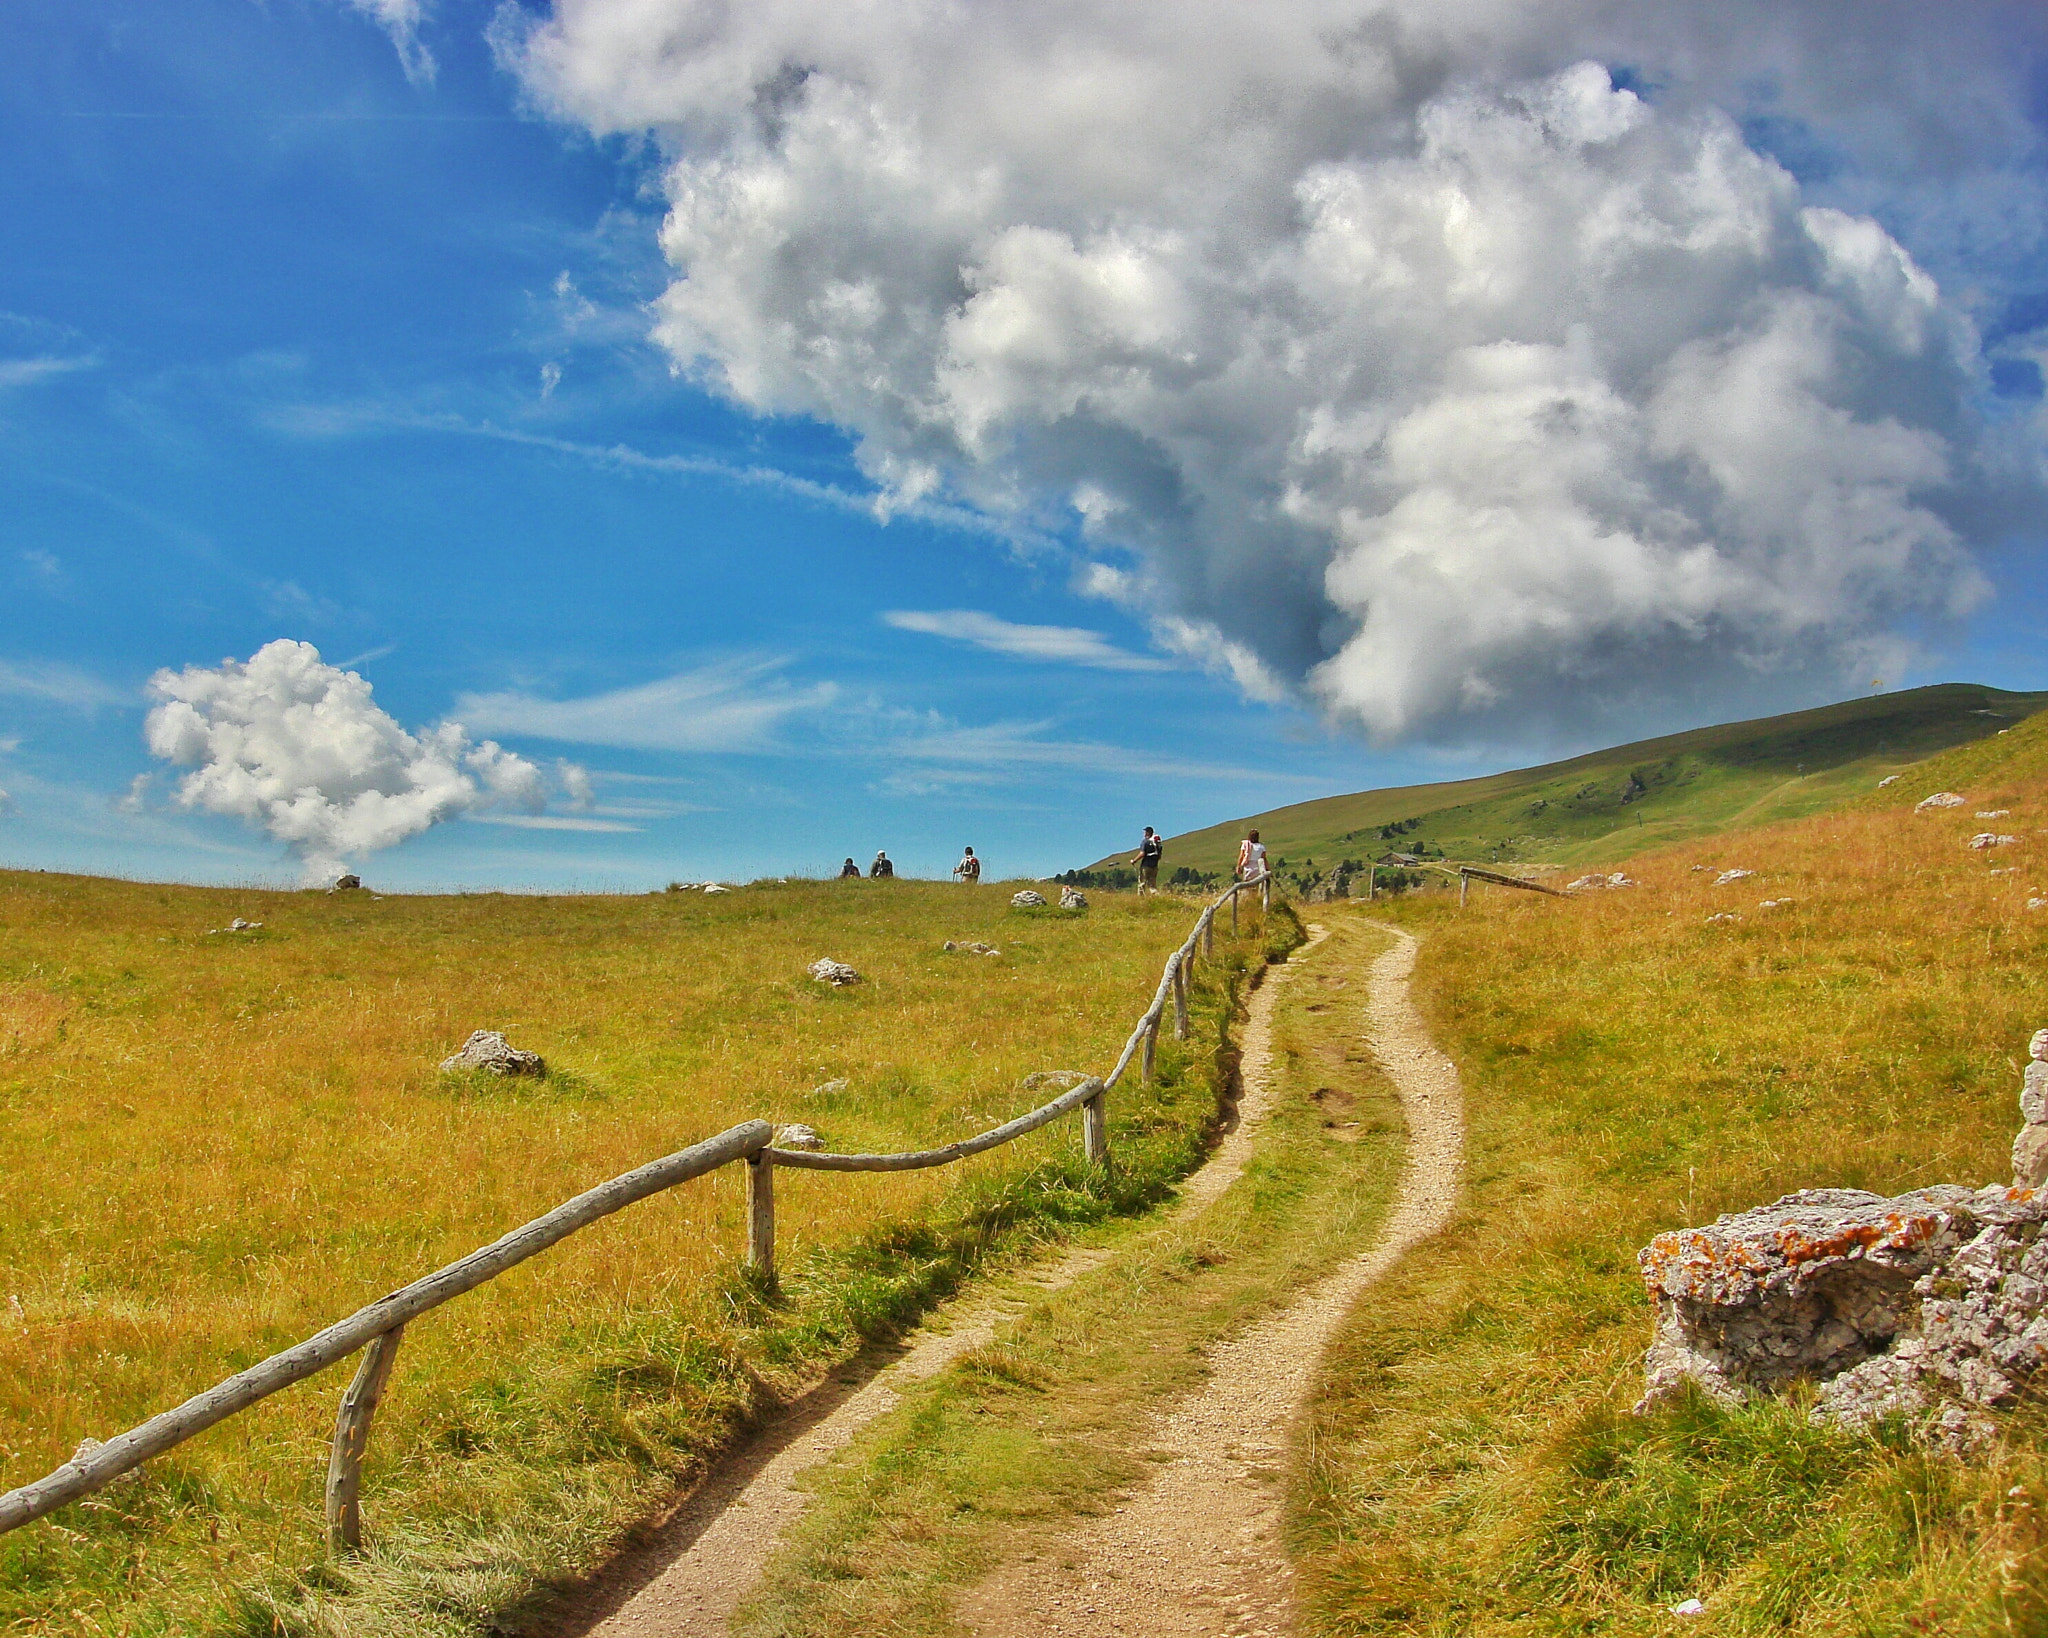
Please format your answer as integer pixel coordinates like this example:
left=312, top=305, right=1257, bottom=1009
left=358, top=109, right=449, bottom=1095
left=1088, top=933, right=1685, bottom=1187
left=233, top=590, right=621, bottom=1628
left=807, top=958, right=862, bottom=987
left=1713, top=868, right=1756, bottom=885
left=1059, top=887, right=1088, bottom=909
left=1969, top=833, right=2017, bottom=850
left=440, top=1030, right=545, bottom=1077
left=1916, top=791, right=1966, bottom=811
left=1011, top=889, right=1048, bottom=908
left=774, top=1123, right=825, bottom=1151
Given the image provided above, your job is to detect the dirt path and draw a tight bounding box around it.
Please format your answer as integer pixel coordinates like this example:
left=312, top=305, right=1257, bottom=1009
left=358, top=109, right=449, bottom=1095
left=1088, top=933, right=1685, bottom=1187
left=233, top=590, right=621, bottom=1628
left=561, top=923, right=1334, bottom=1638
left=954, top=925, right=1463, bottom=1638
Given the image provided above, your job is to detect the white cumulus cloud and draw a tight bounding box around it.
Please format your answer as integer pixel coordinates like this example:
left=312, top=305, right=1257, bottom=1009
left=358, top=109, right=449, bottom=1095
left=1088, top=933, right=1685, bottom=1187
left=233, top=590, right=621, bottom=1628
left=342, top=0, right=435, bottom=84
left=506, top=0, right=2045, bottom=744
left=144, top=640, right=585, bottom=882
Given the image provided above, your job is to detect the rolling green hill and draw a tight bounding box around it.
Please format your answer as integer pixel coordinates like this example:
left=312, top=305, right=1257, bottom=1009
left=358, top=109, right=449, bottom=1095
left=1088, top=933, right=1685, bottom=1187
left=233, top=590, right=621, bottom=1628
left=1094, top=682, right=2048, bottom=881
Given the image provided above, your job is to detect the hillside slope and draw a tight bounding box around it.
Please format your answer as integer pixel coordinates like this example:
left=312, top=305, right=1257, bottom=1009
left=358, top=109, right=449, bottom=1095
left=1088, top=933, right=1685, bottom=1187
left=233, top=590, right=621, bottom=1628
left=1095, top=682, right=2047, bottom=880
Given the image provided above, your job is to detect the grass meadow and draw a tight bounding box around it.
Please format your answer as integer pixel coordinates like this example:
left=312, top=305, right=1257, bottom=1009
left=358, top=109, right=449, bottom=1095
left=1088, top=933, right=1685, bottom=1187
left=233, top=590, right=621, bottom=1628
left=1293, top=712, right=2048, bottom=1634
left=0, top=872, right=1278, bottom=1635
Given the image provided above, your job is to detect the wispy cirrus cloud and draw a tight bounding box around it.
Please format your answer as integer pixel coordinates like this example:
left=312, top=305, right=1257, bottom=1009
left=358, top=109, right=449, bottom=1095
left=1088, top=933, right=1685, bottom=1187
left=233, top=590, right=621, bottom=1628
left=455, top=658, right=837, bottom=754
left=882, top=609, right=1170, bottom=672
left=0, top=355, right=98, bottom=390
left=0, top=658, right=134, bottom=711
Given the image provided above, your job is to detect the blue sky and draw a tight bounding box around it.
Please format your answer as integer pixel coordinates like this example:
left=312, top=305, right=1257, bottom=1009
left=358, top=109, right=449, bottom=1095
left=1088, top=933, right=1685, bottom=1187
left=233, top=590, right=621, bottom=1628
left=3, top=1, right=2046, bottom=889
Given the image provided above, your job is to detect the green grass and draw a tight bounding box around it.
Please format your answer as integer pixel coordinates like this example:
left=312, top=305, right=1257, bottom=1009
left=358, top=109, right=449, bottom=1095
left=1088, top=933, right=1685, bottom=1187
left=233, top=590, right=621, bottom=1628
left=0, top=873, right=1282, bottom=1636
left=1105, top=682, right=2047, bottom=879
left=1290, top=708, right=2048, bottom=1635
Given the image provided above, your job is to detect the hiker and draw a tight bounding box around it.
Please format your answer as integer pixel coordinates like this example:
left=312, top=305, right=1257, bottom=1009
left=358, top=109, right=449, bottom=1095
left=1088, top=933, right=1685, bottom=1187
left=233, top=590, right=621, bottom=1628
left=870, top=850, right=895, bottom=879
left=1132, top=825, right=1164, bottom=894
left=953, top=845, right=981, bottom=884
left=838, top=858, right=860, bottom=879
left=1236, top=828, right=1268, bottom=882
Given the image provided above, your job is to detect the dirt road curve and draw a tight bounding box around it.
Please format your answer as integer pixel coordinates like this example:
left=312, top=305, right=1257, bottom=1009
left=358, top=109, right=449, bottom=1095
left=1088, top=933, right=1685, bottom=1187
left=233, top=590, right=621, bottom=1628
left=955, top=926, right=1463, bottom=1638
left=567, top=920, right=1460, bottom=1638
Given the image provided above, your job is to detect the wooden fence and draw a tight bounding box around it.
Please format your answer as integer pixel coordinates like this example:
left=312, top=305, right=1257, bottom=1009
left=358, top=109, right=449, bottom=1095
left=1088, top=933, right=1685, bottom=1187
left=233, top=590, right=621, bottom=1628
left=0, top=875, right=1276, bottom=1555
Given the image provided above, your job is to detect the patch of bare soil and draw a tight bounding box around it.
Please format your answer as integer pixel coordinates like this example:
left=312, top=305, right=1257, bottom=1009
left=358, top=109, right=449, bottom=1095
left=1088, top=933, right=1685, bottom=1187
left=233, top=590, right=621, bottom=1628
left=553, top=925, right=1334, bottom=1638
left=953, top=926, right=1461, bottom=1638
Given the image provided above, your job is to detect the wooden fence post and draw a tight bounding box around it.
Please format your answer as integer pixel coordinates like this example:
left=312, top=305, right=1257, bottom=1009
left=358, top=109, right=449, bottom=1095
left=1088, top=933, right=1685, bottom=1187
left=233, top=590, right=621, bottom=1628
left=1173, top=957, right=1190, bottom=1041
left=1366, top=863, right=1376, bottom=901
left=1459, top=870, right=1470, bottom=909
left=746, top=1150, right=775, bottom=1280
left=1083, top=1088, right=1108, bottom=1165
left=1203, top=913, right=1214, bottom=956
left=1261, top=875, right=1270, bottom=911
left=1230, top=891, right=1238, bottom=934
left=1142, top=1013, right=1158, bottom=1085
left=326, top=1324, right=404, bottom=1556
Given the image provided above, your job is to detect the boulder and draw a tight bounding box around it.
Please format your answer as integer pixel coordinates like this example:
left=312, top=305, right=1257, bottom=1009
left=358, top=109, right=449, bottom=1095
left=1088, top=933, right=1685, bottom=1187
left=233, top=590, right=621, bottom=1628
left=774, top=1123, right=825, bottom=1151
left=1915, top=791, right=1966, bottom=811
left=440, top=1030, right=545, bottom=1077
left=1059, top=887, right=1088, bottom=909
left=1713, top=868, right=1756, bottom=885
left=1011, top=889, right=1048, bottom=908
left=1020, top=1070, right=1091, bottom=1091
left=1638, top=1031, right=2048, bottom=1451
left=808, top=957, right=862, bottom=987
left=1969, top=833, right=2016, bottom=850
left=943, top=940, right=1001, bottom=955
left=330, top=874, right=362, bottom=892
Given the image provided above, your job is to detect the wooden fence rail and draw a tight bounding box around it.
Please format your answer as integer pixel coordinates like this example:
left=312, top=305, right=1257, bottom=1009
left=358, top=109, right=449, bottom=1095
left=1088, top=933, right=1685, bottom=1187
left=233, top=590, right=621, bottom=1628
left=0, top=874, right=1278, bottom=1554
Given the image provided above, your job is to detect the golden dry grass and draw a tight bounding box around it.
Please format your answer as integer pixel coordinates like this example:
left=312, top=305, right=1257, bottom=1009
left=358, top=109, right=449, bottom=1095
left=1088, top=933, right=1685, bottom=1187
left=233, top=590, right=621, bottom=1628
left=0, top=872, right=1247, bottom=1635
left=1293, top=712, right=2048, bottom=1634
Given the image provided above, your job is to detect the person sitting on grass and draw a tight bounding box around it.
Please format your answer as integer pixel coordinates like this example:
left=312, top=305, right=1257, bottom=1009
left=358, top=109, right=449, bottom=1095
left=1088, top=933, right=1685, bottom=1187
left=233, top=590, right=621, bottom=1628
left=953, top=845, right=981, bottom=883
left=838, top=858, right=860, bottom=878
left=870, top=850, right=895, bottom=879
left=1132, top=825, right=1164, bottom=894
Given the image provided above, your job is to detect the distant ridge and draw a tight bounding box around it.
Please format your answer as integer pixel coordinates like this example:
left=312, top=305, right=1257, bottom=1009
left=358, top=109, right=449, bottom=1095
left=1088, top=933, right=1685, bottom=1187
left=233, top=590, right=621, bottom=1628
left=1089, top=683, right=2048, bottom=880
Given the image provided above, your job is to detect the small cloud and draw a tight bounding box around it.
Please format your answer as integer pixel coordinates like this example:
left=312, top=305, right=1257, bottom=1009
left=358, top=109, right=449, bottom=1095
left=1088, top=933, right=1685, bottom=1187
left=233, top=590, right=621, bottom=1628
left=456, top=658, right=835, bottom=754
left=144, top=639, right=560, bottom=882
left=1150, top=617, right=1290, bottom=705
left=883, top=609, right=1171, bottom=672
left=18, top=550, right=61, bottom=585
left=0, top=658, right=133, bottom=711
left=556, top=759, right=594, bottom=808
left=114, top=773, right=153, bottom=814
left=467, top=813, right=641, bottom=832
left=0, top=355, right=98, bottom=390
left=539, top=361, right=563, bottom=398
left=334, top=643, right=396, bottom=670
left=262, top=581, right=344, bottom=624
left=0, top=736, right=19, bottom=754
left=340, top=0, right=436, bottom=84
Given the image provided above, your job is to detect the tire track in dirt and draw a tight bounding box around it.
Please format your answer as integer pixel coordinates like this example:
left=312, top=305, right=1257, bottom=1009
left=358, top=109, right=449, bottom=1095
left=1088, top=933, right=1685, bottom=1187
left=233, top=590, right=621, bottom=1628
left=556, top=924, right=1333, bottom=1638
left=953, top=925, right=1461, bottom=1638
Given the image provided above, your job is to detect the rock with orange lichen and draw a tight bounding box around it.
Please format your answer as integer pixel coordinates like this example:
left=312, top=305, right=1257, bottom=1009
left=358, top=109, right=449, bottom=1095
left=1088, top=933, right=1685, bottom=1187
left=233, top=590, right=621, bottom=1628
left=1637, top=1185, right=2048, bottom=1450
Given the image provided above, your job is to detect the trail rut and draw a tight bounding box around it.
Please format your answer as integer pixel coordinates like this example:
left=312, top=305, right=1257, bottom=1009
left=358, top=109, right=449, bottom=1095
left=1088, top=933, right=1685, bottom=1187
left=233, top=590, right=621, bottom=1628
left=559, top=923, right=1335, bottom=1638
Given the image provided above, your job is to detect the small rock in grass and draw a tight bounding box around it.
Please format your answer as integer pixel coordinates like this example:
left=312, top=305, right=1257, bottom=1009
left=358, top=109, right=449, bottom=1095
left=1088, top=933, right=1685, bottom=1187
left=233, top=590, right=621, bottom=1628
left=1569, top=872, right=1638, bottom=891
left=1979, top=810, right=2012, bottom=819
left=1878, top=774, right=1901, bottom=788
left=1671, top=1600, right=1706, bottom=1617
left=703, top=883, right=730, bottom=894
left=1059, top=886, right=1088, bottom=909
left=1713, top=868, right=1756, bottom=885
left=1011, top=889, right=1048, bottom=908
left=1020, top=1070, right=1092, bottom=1090
left=774, top=1123, right=825, bottom=1151
left=2031, top=898, right=2048, bottom=911
left=806, top=1077, right=850, bottom=1100
left=1969, top=833, right=2017, bottom=850
left=808, top=957, right=861, bottom=987
left=1915, top=791, right=1966, bottom=812
left=440, top=1030, right=545, bottom=1077
left=942, top=940, right=1002, bottom=955
left=1757, top=898, right=1792, bottom=910
left=1706, top=912, right=1741, bottom=924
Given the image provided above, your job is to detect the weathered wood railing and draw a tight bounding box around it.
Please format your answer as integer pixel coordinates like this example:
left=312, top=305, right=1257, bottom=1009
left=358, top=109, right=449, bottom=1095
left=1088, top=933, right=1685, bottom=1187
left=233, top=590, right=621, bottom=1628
left=0, top=874, right=1277, bottom=1554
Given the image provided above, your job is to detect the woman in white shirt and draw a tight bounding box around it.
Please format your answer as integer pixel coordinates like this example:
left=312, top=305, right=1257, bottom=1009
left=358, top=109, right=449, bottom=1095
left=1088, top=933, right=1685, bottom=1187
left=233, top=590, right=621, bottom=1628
left=1236, top=829, right=1267, bottom=881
